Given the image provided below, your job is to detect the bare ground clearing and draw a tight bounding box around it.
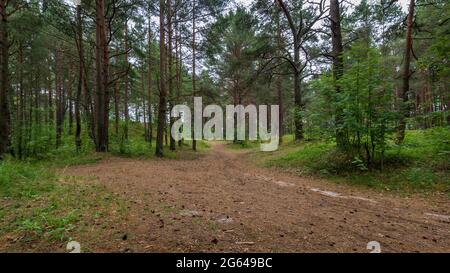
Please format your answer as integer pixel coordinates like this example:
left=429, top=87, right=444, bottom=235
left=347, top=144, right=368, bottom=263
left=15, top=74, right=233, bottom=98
left=60, top=142, right=450, bottom=253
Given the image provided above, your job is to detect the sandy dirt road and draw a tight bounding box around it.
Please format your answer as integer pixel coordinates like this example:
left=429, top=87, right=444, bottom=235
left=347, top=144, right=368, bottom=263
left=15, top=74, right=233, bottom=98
left=65, top=142, right=450, bottom=253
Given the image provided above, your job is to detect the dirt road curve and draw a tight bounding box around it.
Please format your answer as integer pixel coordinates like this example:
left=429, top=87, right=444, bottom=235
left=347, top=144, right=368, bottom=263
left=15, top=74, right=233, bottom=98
left=66, top=142, right=450, bottom=253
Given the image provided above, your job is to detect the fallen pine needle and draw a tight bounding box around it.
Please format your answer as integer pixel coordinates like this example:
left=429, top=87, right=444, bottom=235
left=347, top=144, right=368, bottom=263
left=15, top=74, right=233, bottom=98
left=235, top=242, right=255, bottom=245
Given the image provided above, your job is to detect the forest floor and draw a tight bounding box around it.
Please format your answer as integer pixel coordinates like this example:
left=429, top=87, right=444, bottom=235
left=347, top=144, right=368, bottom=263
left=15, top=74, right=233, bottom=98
left=1, top=142, right=449, bottom=253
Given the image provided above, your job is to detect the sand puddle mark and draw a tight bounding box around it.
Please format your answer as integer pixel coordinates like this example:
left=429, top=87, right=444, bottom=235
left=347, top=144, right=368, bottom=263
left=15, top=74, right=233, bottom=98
left=424, top=213, right=450, bottom=221
left=310, top=188, right=377, bottom=203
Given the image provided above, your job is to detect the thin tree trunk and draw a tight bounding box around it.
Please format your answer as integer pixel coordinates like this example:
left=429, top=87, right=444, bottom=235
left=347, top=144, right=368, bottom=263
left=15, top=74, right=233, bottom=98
left=47, top=68, right=53, bottom=124
left=293, top=50, right=303, bottom=141
left=330, top=0, right=345, bottom=149
left=83, top=45, right=96, bottom=144
left=147, top=8, right=153, bottom=145
left=276, top=10, right=284, bottom=144
left=135, top=99, right=140, bottom=122
left=192, top=0, right=197, bottom=151
left=0, top=0, right=11, bottom=157
left=67, top=76, right=73, bottom=135
left=75, top=5, right=83, bottom=151
left=142, top=69, right=148, bottom=141
left=17, top=43, right=24, bottom=158
left=168, top=0, right=176, bottom=151
left=124, top=20, right=129, bottom=141
left=396, top=0, right=415, bottom=144
left=176, top=10, right=182, bottom=147
left=156, top=0, right=166, bottom=157
left=34, top=72, right=40, bottom=125
left=114, top=82, right=120, bottom=135
left=55, top=49, right=63, bottom=148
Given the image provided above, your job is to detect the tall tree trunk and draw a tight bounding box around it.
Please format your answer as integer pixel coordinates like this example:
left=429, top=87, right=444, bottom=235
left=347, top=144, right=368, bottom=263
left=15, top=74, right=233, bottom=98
left=114, top=82, right=120, bottom=135
left=168, top=0, right=176, bottom=151
left=95, top=0, right=110, bottom=152
left=141, top=69, right=148, bottom=140
left=276, top=10, right=284, bottom=144
left=75, top=5, right=83, bottom=151
left=34, top=73, right=40, bottom=125
left=156, top=0, right=166, bottom=157
left=0, top=0, right=11, bottom=157
left=55, top=49, right=63, bottom=148
left=124, top=21, right=129, bottom=141
left=147, top=12, right=153, bottom=145
left=47, top=68, right=53, bottom=124
left=192, top=0, right=197, bottom=151
left=17, top=43, right=24, bottom=158
left=293, top=43, right=303, bottom=141
left=83, top=43, right=96, bottom=144
left=67, top=76, right=73, bottom=135
left=396, top=0, right=415, bottom=144
left=330, top=0, right=345, bottom=149
left=277, top=0, right=303, bottom=141
left=135, top=99, right=140, bottom=122
left=176, top=10, right=182, bottom=147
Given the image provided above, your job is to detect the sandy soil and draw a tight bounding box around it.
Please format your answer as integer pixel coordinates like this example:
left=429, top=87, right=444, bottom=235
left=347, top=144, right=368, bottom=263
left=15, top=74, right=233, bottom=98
left=63, top=142, right=450, bottom=253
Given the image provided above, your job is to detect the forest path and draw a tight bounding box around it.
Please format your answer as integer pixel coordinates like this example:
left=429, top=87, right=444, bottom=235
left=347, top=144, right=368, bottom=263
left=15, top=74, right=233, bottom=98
left=64, top=142, right=450, bottom=253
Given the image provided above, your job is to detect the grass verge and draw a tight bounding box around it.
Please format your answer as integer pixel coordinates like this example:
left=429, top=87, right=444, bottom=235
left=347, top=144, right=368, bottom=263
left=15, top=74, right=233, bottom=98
left=0, top=159, right=127, bottom=252
left=236, top=128, right=450, bottom=195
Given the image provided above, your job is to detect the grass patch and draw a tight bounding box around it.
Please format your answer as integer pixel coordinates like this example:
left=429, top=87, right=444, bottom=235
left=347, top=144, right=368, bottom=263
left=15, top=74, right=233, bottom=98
left=109, top=121, right=210, bottom=159
left=0, top=160, right=126, bottom=251
left=227, top=140, right=261, bottom=150
left=0, top=161, right=55, bottom=199
left=245, top=128, right=450, bottom=194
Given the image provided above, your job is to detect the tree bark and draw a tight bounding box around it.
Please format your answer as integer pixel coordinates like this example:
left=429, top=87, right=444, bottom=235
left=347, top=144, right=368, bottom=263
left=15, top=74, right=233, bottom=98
left=55, top=49, right=63, bottom=148
left=124, top=20, right=129, bottom=141
left=113, top=82, right=120, bottom=135
left=47, top=66, right=53, bottom=124
left=192, top=0, right=197, bottom=151
left=17, top=43, right=24, bottom=158
left=168, top=0, right=176, bottom=151
left=141, top=68, right=148, bottom=140
left=83, top=43, right=96, bottom=144
left=330, top=0, right=345, bottom=149
left=396, top=0, right=415, bottom=144
left=156, top=0, right=167, bottom=157
left=67, top=74, right=73, bottom=135
left=277, top=0, right=303, bottom=141
left=293, top=44, right=303, bottom=141
left=0, top=0, right=11, bottom=157
left=95, top=0, right=110, bottom=152
left=147, top=12, right=153, bottom=145
left=276, top=10, right=284, bottom=144
left=75, top=5, right=83, bottom=151
left=176, top=9, right=182, bottom=147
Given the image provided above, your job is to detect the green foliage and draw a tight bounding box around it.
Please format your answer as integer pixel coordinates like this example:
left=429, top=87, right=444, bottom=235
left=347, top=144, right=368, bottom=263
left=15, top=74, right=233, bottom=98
left=309, top=42, right=398, bottom=167
left=110, top=137, right=153, bottom=158
left=263, top=128, right=450, bottom=193
left=0, top=160, right=76, bottom=242
left=227, top=140, right=260, bottom=150
left=416, top=0, right=450, bottom=79
left=204, top=7, right=272, bottom=106
left=109, top=121, right=153, bottom=157
left=338, top=43, right=396, bottom=163
left=0, top=160, right=124, bottom=245
left=16, top=206, right=79, bottom=242
left=0, top=161, right=55, bottom=199
left=305, top=75, right=336, bottom=140
left=266, top=142, right=344, bottom=175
